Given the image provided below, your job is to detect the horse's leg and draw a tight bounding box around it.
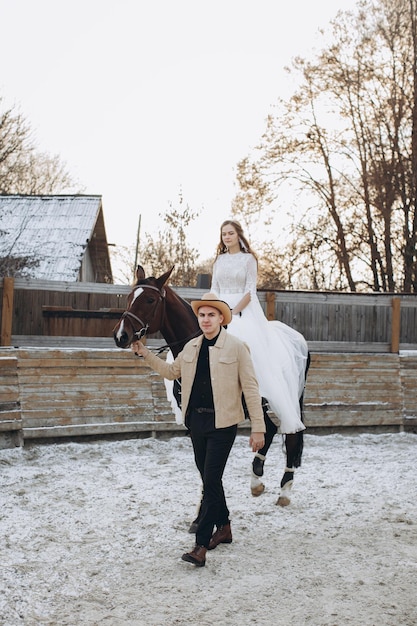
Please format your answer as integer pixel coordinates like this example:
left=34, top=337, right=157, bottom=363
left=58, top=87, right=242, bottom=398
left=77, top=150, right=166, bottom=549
left=276, top=356, right=309, bottom=506
left=276, top=430, right=303, bottom=506
left=250, top=402, right=278, bottom=496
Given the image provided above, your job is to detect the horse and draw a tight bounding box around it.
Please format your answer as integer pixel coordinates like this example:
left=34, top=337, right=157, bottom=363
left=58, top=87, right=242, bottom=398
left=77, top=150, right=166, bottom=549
left=113, top=265, right=310, bottom=514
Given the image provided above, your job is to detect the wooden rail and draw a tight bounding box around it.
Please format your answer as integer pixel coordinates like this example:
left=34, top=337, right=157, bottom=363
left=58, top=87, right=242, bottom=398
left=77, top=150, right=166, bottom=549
left=0, top=347, right=416, bottom=447
left=41, top=306, right=124, bottom=318
left=304, top=353, right=404, bottom=429
left=2, top=278, right=417, bottom=350
left=0, top=355, right=23, bottom=448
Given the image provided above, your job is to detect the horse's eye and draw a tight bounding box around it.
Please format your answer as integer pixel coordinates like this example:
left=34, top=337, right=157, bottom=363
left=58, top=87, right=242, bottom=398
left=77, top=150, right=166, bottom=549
left=147, top=297, right=155, bottom=304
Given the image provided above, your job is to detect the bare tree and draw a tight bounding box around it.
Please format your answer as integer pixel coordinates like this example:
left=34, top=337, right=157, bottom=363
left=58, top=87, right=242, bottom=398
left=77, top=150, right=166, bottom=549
left=109, top=243, right=137, bottom=285
left=0, top=99, right=30, bottom=193
left=235, top=0, right=417, bottom=292
left=231, top=156, right=274, bottom=234
left=138, top=192, right=200, bottom=287
left=0, top=95, right=81, bottom=194
left=0, top=95, right=83, bottom=276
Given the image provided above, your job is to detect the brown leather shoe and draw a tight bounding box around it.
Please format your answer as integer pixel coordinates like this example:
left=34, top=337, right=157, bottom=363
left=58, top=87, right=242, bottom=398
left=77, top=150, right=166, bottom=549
left=181, top=545, right=207, bottom=567
left=208, top=522, right=232, bottom=550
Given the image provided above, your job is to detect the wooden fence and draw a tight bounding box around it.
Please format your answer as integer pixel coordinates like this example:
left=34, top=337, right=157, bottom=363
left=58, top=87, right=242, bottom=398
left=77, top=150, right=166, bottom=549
left=1, top=345, right=416, bottom=448
left=1, top=277, right=417, bottom=351
left=1, top=277, right=417, bottom=448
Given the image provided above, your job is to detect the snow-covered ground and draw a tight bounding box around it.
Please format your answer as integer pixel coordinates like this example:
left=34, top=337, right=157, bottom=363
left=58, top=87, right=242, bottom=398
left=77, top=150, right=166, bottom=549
left=1, top=432, right=416, bottom=626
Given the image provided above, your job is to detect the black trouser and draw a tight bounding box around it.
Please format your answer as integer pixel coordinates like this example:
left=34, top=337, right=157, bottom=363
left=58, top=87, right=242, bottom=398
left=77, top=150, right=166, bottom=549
left=186, top=409, right=237, bottom=548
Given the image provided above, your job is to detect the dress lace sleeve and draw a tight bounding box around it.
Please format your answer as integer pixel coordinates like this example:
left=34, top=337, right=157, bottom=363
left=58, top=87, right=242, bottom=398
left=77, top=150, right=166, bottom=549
left=245, top=254, right=258, bottom=298
left=211, top=259, right=220, bottom=295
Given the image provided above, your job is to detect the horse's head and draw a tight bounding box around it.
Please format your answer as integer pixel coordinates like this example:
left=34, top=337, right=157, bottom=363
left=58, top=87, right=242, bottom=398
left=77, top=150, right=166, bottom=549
left=113, top=265, right=174, bottom=349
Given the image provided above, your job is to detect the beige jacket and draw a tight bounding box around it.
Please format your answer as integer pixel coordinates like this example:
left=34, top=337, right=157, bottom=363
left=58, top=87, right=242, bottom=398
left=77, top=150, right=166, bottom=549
left=142, top=327, right=265, bottom=433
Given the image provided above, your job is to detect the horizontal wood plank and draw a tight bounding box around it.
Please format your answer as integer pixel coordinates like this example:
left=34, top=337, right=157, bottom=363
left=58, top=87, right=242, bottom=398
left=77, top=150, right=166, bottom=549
left=400, top=354, right=417, bottom=420
left=303, top=352, right=403, bottom=428
left=0, top=356, right=21, bottom=437
left=0, top=347, right=415, bottom=443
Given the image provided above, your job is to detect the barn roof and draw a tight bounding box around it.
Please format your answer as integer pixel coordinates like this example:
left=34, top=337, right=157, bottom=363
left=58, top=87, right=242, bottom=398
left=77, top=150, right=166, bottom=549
left=0, top=195, right=113, bottom=282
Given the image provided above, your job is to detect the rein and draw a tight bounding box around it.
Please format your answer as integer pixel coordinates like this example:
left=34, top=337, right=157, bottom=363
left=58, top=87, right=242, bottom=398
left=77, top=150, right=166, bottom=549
left=153, top=329, right=202, bottom=355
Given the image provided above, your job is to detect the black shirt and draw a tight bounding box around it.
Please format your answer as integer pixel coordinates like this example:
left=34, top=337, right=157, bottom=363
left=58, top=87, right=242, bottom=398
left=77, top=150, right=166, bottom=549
left=188, top=332, right=220, bottom=410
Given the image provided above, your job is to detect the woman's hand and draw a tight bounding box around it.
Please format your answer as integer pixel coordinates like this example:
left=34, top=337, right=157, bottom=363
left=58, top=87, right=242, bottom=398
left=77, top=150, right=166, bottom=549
left=131, top=340, right=148, bottom=358
left=232, top=292, right=251, bottom=316
left=249, top=432, right=265, bottom=453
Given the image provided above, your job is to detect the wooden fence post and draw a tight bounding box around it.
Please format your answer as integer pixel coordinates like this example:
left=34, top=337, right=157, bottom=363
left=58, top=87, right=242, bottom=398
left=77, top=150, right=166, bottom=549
left=266, top=292, right=276, bottom=321
left=1, top=277, right=14, bottom=346
left=391, top=297, right=401, bottom=353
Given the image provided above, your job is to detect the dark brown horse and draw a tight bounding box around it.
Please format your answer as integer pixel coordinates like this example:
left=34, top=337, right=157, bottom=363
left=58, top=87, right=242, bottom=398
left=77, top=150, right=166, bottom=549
left=113, top=266, right=309, bottom=512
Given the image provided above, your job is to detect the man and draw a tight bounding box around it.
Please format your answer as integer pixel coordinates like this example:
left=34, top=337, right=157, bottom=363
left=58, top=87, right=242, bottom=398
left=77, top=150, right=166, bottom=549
left=132, top=293, right=265, bottom=567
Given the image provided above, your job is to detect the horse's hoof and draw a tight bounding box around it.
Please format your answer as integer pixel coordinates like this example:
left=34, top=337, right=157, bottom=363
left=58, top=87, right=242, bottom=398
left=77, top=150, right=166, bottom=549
left=276, top=495, right=291, bottom=506
left=251, top=483, right=265, bottom=496
left=250, top=472, right=265, bottom=496
left=276, top=478, right=293, bottom=506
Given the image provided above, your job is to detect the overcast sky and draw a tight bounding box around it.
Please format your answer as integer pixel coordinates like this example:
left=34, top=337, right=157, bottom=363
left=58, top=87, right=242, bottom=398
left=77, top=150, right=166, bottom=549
left=0, top=0, right=358, bottom=274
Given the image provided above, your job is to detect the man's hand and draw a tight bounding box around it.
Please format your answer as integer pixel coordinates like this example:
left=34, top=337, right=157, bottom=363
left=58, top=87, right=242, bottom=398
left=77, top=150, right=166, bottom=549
left=131, top=340, right=148, bottom=358
left=249, top=432, right=265, bottom=453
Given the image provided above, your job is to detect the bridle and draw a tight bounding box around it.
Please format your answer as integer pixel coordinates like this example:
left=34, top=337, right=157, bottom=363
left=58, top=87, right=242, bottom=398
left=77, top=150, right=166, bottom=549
left=118, top=282, right=202, bottom=353
left=120, top=284, right=166, bottom=341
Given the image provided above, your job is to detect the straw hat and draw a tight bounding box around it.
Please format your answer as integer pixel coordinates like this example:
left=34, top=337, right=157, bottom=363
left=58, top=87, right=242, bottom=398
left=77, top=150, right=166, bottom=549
left=191, top=293, right=232, bottom=325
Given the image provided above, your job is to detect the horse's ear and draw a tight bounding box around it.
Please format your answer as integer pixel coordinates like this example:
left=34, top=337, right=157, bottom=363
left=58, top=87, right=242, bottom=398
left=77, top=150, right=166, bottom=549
left=156, top=266, right=175, bottom=289
left=136, top=265, right=146, bottom=281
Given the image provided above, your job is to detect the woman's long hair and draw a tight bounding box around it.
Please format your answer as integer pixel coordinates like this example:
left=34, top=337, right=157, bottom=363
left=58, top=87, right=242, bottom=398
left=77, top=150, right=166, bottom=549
left=215, top=220, right=258, bottom=260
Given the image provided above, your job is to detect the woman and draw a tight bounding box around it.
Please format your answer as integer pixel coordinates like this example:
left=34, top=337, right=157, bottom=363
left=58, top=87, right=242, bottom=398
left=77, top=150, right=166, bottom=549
left=211, top=219, right=308, bottom=435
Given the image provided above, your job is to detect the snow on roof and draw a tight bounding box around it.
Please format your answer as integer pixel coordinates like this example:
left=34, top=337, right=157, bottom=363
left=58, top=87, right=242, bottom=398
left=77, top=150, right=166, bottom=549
left=0, top=195, right=108, bottom=281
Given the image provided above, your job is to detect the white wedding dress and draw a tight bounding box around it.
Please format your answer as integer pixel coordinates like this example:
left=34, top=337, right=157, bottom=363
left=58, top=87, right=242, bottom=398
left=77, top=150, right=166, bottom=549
left=211, top=252, right=308, bottom=434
